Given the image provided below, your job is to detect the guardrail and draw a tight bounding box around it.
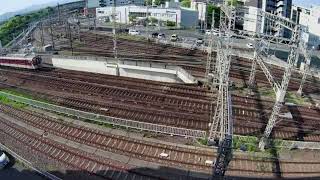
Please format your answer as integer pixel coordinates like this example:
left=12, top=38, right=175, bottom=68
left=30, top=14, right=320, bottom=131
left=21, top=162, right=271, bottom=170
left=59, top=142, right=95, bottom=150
left=0, top=143, right=62, bottom=180
left=0, top=91, right=207, bottom=138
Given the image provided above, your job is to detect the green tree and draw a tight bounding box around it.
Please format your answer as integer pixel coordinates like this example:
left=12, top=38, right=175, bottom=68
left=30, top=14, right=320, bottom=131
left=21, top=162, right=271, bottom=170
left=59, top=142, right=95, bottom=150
left=166, top=20, right=176, bottom=27
left=129, top=14, right=137, bottom=22
left=0, top=8, right=50, bottom=46
left=227, top=0, right=240, bottom=6
left=181, top=0, right=191, bottom=8
left=144, top=0, right=152, bottom=5
left=153, top=0, right=168, bottom=5
left=206, top=4, right=220, bottom=29
left=153, top=0, right=161, bottom=5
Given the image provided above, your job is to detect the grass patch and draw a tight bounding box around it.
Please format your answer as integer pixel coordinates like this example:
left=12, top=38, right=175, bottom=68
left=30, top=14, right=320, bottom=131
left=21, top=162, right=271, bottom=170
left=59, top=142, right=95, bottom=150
left=117, top=33, right=147, bottom=42
left=285, top=91, right=309, bottom=105
left=258, top=87, right=276, bottom=99
left=233, top=136, right=258, bottom=152
left=197, top=138, right=208, bottom=145
left=0, top=95, right=27, bottom=109
left=233, top=135, right=286, bottom=158
left=0, top=89, right=51, bottom=103
left=143, top=132, right=160, bottom=138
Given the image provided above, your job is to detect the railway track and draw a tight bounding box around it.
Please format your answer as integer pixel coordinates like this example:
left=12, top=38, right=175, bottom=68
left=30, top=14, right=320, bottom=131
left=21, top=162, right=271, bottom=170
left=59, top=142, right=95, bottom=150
left=2, top=104, right=320, bottom=178
left=1, top=78, right=319, bottom=141
left=2, top=69, right=320, bottom=142
left=50, top=27, right=320, bottom=92
left=0, top=117, right=153, bottom=180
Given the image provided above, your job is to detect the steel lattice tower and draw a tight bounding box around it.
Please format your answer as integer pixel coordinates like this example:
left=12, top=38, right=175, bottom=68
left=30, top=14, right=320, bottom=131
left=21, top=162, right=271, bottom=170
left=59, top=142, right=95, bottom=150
left=257, top=26, right=300, bottom=150
left=228, top=7, right=301, bottom=150
left=205, top=2, right=235, bottom=177
left=297, top=27, right=312, bottom=96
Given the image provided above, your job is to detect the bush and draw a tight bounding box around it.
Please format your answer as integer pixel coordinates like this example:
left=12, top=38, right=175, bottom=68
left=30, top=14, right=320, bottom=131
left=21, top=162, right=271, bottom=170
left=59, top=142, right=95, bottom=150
left=233, top=136, right=258, bottom=152
left=166, top=20, right=176, bottom=27
left=197, top=138, right=208, bottom=145
left=148, top=17, right=158, bottom=24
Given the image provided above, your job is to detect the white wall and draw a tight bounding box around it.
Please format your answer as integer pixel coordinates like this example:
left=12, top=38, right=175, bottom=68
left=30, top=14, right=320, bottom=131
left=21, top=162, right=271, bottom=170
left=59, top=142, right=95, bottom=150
left=97, top=6, right=181, bottom=25
left=243, top=6, right=261, bottom=33
left=191, top=1, right=206, bottom=21
left=90, top=0, right=144, bottom=7
left=96, top=5, right=198, bottom=28
left=52, top=56, right=197, bottom=83
left=299, top=6, right=320, bottom=48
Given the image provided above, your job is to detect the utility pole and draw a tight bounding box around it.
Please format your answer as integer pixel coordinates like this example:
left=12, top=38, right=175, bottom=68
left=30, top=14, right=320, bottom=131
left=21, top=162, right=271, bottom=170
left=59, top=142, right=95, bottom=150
left=112, top=0, right=118, bottom=59
left=57, top=3, right=61, bottom=22
left=67, top=22, right=74, bottom=55
left=77, top=16, right=81, bottom=42
left=40, top=21, right=45, bottom=47
left=94, top=18, right=97, bottom=41
left=49, top=19, right=55, bottom=49
left=146, top=5, right=150, bottom=42
left=204, top=10, right=215, bottom=87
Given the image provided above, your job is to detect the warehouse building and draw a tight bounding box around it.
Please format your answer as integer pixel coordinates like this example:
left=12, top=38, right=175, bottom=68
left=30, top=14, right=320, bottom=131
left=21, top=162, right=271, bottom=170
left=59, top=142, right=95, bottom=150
left=87, top=0, right=144, bottom=8
left=96, top=3, right=198, bottom=28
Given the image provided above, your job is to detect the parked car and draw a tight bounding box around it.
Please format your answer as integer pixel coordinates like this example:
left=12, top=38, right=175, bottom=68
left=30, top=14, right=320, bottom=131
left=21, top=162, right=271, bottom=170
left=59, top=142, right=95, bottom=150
left=196, top=38, right=204, bottom=45
left=0, top=151, right=9, bottom=169
left=158, top=33, right=165, bottom=39
left=198, top=29, right=205, bottom=34
left=246, top=43, right=254, bottom=49
left=128, top=29, right=140, bottom=35
left=151, top=32, right=159, bottom=38
left=205, top=29, right=219, bottom=36
left=170, top=34, right=178, bottom=42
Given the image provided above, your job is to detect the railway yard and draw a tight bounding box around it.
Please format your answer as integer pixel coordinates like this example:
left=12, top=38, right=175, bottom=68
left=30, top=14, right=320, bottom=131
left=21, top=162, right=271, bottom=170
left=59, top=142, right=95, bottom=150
left=1, top=2, right=320, bottom=180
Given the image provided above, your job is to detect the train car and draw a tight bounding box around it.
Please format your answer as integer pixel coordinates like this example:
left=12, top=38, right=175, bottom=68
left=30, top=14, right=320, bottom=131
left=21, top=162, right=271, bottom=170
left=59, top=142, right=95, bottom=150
left=0, top=54, right=42, bottom=69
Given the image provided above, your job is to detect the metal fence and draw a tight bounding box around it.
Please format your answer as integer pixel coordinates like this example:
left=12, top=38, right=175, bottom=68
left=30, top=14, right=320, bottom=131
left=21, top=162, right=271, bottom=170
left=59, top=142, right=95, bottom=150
left=0, top=92, right=206, bottom=138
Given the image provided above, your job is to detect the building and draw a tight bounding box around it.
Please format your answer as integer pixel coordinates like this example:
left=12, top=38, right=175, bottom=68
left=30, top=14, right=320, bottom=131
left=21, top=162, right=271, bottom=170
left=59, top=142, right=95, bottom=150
left=239, top=0, right=292, bottom=37
left=190, top=0, right=207, bottom=29
left=87, top=0, right=100, bottom=8
left=87, top=0, right=144, bottom=8
left=96, top=4, right=199, bottom=28
left=295, top=6, right=320, bottom=49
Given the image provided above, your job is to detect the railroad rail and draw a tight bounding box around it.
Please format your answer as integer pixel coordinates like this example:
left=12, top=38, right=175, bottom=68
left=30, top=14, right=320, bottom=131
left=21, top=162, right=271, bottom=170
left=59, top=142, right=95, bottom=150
left=1, top=103, right=320, bottom=178
left=1, top=67, right=320, bottom=142
left=0, top=91, right=207, bottom=138
left=0, top=118, right=157, bottom=180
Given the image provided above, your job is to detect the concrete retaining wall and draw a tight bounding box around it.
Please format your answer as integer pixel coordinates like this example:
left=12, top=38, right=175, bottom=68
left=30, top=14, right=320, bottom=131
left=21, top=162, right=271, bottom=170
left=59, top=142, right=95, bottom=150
left=52, top=56, right=197, bottom=84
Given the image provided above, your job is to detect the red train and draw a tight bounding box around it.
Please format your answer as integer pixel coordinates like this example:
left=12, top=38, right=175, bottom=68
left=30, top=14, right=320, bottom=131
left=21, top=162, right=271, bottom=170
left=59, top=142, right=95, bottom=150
left=0, top=54, right=42, bottom=69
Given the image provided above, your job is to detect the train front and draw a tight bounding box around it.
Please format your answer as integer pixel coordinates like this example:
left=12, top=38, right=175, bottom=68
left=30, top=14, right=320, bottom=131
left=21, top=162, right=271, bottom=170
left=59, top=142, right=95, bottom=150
left=31, top=56, right=42, bottom=69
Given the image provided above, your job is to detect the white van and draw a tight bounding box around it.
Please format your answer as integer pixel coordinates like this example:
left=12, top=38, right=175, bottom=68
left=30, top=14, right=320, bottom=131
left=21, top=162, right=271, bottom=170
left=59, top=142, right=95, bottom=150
left=170, top=34, right=179, bottom=42
left=0, top=151, right=9, bottom=169
left=128, top=29, right=140, bottom=35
